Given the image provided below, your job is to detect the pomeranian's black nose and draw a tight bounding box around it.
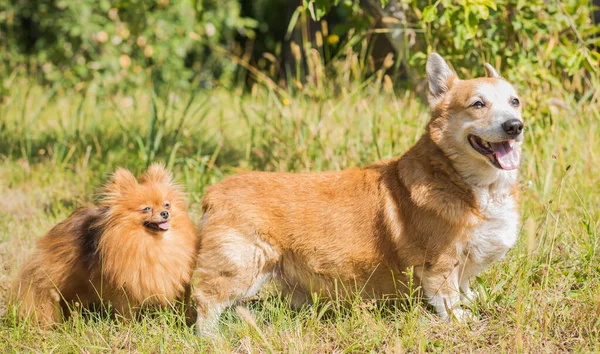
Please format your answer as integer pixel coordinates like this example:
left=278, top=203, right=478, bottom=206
left=502, top=119, right=524, bottom=136
left=160, top=211, right=169, bottom=219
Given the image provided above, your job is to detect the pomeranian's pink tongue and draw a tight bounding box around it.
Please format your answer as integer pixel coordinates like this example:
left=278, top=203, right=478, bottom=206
left=158, top=222, right=171, bottom=230
left=490, top=141, right=520, bottom=170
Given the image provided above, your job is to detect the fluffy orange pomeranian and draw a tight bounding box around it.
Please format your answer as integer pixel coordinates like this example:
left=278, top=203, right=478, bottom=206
left=12, top=164, right=199, bottom=325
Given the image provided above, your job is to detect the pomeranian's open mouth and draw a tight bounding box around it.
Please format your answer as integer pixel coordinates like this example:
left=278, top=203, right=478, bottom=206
left=144, top=221, right=171, bottom=231
left=468, top=134, right=520, bottom=170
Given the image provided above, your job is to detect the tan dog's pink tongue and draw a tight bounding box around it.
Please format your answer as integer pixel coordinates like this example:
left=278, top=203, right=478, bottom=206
left=158, top=222, right=171, bottom=230
left=490, top=141, right=520, bottom=170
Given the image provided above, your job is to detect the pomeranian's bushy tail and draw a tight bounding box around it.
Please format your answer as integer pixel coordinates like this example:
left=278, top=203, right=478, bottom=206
left=11, top=255, right=62, bottom=325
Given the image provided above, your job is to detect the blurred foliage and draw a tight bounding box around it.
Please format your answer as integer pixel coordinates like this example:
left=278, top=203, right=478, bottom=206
left=0, top=0, right=257, bottom=90
left=288, top=0, right=600, bottom=98
left=303, top=0, right=389, bottom=20
left=0, top=0, right=598, bottom=94
left=401, top=0, right=599, bottom=83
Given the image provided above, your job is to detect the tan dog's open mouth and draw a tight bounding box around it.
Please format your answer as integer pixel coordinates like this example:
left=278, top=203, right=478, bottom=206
left=468, top=134, right=520, bottom=170
left=144, top=221, right=171, bottom=231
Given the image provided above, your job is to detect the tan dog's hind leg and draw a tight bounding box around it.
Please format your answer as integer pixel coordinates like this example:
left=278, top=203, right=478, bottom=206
left=276, top=281, right=312, bottom=310
left=417, top=258, right=472, bottom=322
left=194, top=228, right=277, bottom=336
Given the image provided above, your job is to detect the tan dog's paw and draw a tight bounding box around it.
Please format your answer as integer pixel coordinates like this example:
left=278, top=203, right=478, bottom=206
left=460, top=287, right=478, bottom=303
left=449, top=308, right=476, bottom=322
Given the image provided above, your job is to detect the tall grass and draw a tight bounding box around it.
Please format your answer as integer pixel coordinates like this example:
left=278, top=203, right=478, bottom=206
left=0, top=57, right=599, bottom=351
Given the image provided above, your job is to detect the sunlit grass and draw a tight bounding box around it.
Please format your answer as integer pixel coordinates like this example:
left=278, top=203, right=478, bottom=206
left=0, top=74, right=599, bottom=352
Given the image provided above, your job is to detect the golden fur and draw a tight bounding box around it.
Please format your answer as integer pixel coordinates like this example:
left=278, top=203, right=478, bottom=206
left=12, top=164, right=199, bottom=325
left=191, top=53, right=525, bottom=333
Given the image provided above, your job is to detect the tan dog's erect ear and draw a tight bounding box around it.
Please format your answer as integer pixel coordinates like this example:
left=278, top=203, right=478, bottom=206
left=103, top=168, right=138, bottom=198
left=484, top=63, right=501, bottom=78
left=140, top=163, right=173, bottom=185
left=426, top=53, right=456, bottom=109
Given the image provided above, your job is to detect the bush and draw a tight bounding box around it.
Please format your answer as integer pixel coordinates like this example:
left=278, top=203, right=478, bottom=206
left=403, top=1, right=599, bottom=86
left=0, top=0, right=255, bottom=90
left=301, top=0, right=599, bottom=92
left=1, top=0, right=597, bottom=94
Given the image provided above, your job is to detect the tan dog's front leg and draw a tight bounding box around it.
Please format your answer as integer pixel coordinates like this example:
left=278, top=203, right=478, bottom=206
left=417, top=260, right=471, bottom=321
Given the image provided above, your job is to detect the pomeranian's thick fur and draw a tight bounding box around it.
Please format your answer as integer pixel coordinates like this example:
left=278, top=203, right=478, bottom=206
left=12, top=164, right=199, bottom=324
left=192, top=53, right=524, bottom=334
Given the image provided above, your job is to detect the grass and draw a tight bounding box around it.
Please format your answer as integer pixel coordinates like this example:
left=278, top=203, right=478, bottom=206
left=0, top=70, right=599, bottom=352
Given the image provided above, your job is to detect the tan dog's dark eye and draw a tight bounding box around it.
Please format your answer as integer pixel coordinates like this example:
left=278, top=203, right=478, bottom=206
left=511, top=98, right=520, bottom=107
left=164, top=202, right=170, bottom=208
left=142, top=206, right=152, bottom=213
left=472, top=101, right=485, bottom=108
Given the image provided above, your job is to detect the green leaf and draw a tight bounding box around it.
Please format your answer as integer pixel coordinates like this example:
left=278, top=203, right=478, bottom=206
left=465, top=8, right=479, bottom=38
left=422, top=5, right=438, bottom=23
left=585, top=52, right=599, bottom=73
left=475, top=4, right=490, bottom=20
left=478, top=0, right=497, bottom=11
left=304, top=0, right=332, bottom=21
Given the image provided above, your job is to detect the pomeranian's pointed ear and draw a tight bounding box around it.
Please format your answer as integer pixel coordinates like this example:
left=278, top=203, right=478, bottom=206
left=484, top=63, right=501, bottom=78
left=104, top=168, right=138, bottom=197
left=140, top=163, right=173, bottom=185
left=426, top=53, right=457, bottom=109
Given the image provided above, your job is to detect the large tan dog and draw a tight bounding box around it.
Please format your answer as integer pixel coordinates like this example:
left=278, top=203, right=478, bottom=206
left=193, top=53, right=523, bottom=333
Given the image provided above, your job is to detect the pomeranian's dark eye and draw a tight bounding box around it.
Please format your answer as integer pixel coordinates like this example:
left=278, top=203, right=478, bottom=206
left=511, top=98, right=520, bottom=107
left=164, top=202, right=170, bottom=209
left=142, top=206, right=152, bottom=213
left=471, top=101, right=485, bottom=109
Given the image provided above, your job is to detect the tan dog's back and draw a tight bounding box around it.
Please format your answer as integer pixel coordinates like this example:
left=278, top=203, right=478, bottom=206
left=199, top=167, right=408, bottom=298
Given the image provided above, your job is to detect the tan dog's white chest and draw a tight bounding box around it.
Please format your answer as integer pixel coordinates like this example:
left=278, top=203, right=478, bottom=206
left=463, top=188, right=519, bottom=275
left=449, top=186, right=520, bottom=315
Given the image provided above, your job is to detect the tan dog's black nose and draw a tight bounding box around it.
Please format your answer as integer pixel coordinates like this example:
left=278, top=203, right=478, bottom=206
left=160, top=211, right=169, bottom=219
left=502, top=119, right=523, bottom=136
